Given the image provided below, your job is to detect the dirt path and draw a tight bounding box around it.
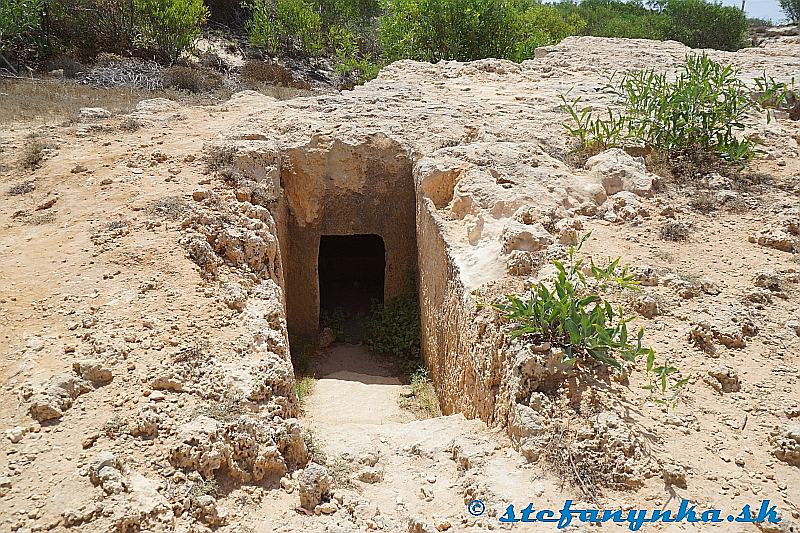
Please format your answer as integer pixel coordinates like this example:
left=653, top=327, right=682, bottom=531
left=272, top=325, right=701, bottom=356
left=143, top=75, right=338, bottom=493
left=304, top=343, right=416, bottom=453
left=278, top=342, right=575, bottom=532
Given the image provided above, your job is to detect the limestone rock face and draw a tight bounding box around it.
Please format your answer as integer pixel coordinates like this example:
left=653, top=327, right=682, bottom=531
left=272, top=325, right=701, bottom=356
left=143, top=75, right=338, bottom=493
left=771, top=425, right=800, bottom=466
left=585, top=148, right=657, bottom=197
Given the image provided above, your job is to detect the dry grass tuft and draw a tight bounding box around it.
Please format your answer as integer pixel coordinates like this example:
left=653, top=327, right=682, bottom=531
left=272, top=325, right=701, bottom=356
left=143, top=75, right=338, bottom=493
left=7, top=180, right=35, bottom=196
left=240, top=60, right=310, bottom=90
left=163, top=66, right=223, bottom=93
left=660, top=220, right=693, bottom=241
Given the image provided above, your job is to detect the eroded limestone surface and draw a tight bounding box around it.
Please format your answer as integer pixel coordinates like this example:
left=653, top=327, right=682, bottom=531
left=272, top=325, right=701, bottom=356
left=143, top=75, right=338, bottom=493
left=2, top=36, right=800, bottom=532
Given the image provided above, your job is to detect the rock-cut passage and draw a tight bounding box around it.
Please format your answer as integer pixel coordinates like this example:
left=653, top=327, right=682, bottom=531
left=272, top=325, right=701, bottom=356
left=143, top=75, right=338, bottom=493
left=318, top=234, right=385, bottom=318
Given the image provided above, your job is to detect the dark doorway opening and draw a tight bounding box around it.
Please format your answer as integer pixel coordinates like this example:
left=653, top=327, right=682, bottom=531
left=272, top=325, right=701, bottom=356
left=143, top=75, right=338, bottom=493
left=318, top=234, right=385, bottom=322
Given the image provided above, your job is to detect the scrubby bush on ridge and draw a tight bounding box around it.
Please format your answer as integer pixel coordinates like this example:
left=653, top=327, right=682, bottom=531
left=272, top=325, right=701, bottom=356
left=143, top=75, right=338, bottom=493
left=560, top=54, right=790, bottom=163
left=247, top=0, right=324, bottom=57
left=379, top=0, right=583, bottom=63
left=134, top=0, right=209, bottom=62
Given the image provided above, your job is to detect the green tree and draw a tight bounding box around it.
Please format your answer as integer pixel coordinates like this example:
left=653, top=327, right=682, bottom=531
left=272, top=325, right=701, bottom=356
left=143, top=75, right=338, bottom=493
left=779, top=0, right=800, bottom=22
left=134, top=0, right=209, bottom=62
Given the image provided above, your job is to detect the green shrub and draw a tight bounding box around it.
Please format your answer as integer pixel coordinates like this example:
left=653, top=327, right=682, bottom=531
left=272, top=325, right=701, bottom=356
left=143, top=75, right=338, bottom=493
left=494, top=235, right=645, bottom=370
left=366, top=294, right=420, bottom=371
left=248, top=0, right=324, bottom=57
left=380, top=0, right=582, bottom=63
left=561, top=54, right=783, bottom=163
left=47, top=0, right=137, bottom=60
left=780, top=0, right=800, bottom=22
left=316, top=0, right=382, bottom=27
left=494, top=234, right=686, bottom=402
left=133, top=0, right=209, bottom=62
left=328, top=24, right=380, bottom=83
left=554, top=0, right=748, bottom=51
left=554, top=0, right=667, bottom=41
left=0, top=0, right=44, bottom=60
left=660, top=0, right=748, bottom=51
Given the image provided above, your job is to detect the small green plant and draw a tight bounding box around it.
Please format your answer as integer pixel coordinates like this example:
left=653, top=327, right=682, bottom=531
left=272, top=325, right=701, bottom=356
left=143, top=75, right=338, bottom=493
left=133, top=0, right=209, bottom=62
left=295, top=375, right=315, bottom=406
left=248, top=0, right=324, bottom=57
left=643, top=351, right=688, bottom=405
left=400, top=367, right=441, bottom=418
left=560, top=94, right=628, bottom=155
left=494, top=234, right=644, bottom=370
left=366, top=294, right=421, bottom=373
left=103, top=415, right=128, bottom=437
left=494, top=233, right=686, bottom=403
left=561, top=54, right=789, bottom=164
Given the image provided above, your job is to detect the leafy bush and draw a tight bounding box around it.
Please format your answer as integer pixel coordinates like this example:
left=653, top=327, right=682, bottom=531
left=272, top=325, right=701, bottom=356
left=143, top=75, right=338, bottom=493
left=780, top=0, right=800, bottom=22
left=328, top=24, right=380, bottom=83
left=494, top=235, right=645, bottom=370
left=0, top=0, right=44, bottom=60
left=380, top=0, right=583, bottom=63
left=366, top=294, right=420, bottom=371
left=47, top=0, right=137, bottom=60
left=554, top=0, right=668, bottom=41
left=561, top=54, right=785, bottom=163
left=248, top=0, right=324, bottom=57
left=133, top=0, right=209, bottom=62
left=494, top=234, right=686, bottom=401
left=659, top=0, right=748, bottom=51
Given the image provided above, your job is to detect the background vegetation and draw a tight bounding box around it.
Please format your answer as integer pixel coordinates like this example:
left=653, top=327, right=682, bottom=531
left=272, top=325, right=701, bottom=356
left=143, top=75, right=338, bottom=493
left=0, top=0, right=779, bottom=85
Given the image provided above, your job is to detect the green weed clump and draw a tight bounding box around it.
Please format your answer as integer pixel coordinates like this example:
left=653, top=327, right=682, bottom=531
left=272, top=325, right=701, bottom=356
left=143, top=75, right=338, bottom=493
left=400, top=367, right=441, bottom=418
left=493, top=234, right=685, bottom=403
left=366, top=294, right=421, bottom=373
left=561, top=54, right=793, bottom=163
